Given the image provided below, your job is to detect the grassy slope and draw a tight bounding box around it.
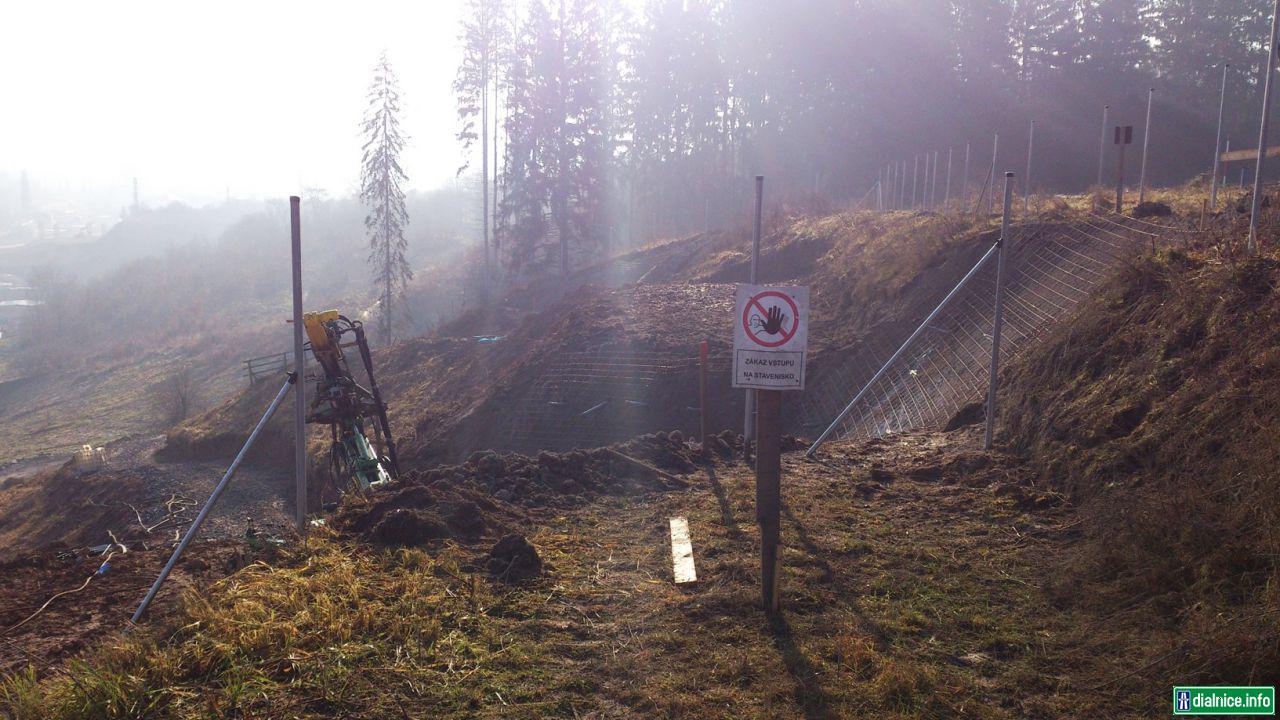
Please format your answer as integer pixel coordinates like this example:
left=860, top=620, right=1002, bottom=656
left=1001, top=239, right=1280, bottom=694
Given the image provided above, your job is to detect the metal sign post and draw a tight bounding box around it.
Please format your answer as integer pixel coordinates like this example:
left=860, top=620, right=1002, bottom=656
left=743, top=176, right=764, bottom=449
left=1115, top=125, right=1134, bottom=213
left=733, top=284, right=809, bottom=615
left=699, top=340, right=709, bottom=448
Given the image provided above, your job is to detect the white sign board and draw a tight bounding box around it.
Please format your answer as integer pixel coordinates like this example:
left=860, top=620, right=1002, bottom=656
left=732, top=284, right=809, bottom=390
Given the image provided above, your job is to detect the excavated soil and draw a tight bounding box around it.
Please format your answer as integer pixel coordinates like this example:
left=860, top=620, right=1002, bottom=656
left=0, top=540, right=276, bottom=676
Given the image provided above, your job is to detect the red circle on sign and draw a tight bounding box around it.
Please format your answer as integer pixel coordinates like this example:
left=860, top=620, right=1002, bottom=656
left=743, top=291, right=800, bottom=348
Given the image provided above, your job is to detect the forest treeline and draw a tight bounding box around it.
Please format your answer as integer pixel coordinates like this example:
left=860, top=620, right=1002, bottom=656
left=455, top=0, right=1273, bottom=276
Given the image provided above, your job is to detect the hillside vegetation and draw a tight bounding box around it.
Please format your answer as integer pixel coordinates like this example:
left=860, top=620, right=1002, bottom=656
left=1002, top=237, right=1280, bottom=690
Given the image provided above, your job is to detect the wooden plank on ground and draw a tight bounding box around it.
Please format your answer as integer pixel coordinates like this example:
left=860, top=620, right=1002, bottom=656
left=669, top=517, right=697, bottom=584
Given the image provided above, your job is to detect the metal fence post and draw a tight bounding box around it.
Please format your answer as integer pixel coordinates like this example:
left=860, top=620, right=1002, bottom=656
left=984, top=172, right=1014, bottom=451
left=926, top=151, right=936, bottom=207
left=945, top=147, right=953, bottom=210
left=1139, top=88, right=1154, bottom=205
left=290, top=196, right=306, bottom=533
left=1250, top=0, right=1280, bottom=255
left=988, top=132, right=999, bottom=215
left=912, top=155, right=919, bottom=208
left=932, top=150, right=941, bottom=209
left=962, top=142, right=971, bottom=211
left=1212, top=64, right=1229, bottom=211
left=1025, top=120, right=1035, bottom=214
left=1098, top=105, right=1109, bottom=188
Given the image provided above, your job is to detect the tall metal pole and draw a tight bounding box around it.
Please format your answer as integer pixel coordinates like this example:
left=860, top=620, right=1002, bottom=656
left=900, top=160, right=907, bottom=208
left=922, top=154, right=929, bottom=209
left=1139, top=88, right=1154, bottom=205
left=290, top=196, right=306, bottom=533
left=1025, top=120, right=1035, bottom=214
left=1098, top=105, right=1110, bottom=188
left=744, top=176, right=763, bottom=445
left=912, top=154, right=919, bottom=207
left=944, top=147, right=953, bottom=210
left=890, top=162, right=901, bottom=207
left=962, top=143, right=971, bottom=211
left=988, top=133, right=999, bottom=214
left=132, top=374, right=297, bottom=624
left=1212, top=64, right=1230, bottom=211
left=931, top=150, right=940, bottom=209
left=984, top=173, right=1014, bottom=451
left=927, top=152, right=934, bottom=208
left=1250, top=0, right=1280, bottom=255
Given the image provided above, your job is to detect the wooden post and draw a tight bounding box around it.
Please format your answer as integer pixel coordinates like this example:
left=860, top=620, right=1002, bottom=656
left=699, top=340, right=710, bottom=448
left=756, top=389, right=783, bottom=614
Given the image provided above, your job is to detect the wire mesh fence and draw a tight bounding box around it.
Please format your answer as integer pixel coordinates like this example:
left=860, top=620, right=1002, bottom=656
left=504, top=348, right=737, bottom=454
left=498, top=213, right=1192, bottom=455
left=796, top=213, right=1194, bottom=443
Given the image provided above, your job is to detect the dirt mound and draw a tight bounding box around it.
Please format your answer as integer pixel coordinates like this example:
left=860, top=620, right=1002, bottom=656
left=487, top=535, right=542, bottom=582
left=158, top=378, right=293, bottom=468
left=333, top=432, right=702, bottom=553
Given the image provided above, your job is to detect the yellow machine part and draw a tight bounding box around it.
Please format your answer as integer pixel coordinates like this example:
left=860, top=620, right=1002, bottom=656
left=303, top=310, right=341, bottom=353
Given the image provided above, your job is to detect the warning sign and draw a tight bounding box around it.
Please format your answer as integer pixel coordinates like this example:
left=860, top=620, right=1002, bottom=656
left=733, top=285, right=809, bottom=390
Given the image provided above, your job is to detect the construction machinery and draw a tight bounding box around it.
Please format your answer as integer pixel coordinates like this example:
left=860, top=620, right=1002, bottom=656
left=302, top=310, right=399, bottom=492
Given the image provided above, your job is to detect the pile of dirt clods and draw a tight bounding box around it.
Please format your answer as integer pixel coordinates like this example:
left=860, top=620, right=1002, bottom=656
left=332, top=431, right=708, bottom=578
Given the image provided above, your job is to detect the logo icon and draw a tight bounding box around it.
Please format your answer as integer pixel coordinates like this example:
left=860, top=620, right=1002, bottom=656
left=1177, top=691, right=1192, bottom=712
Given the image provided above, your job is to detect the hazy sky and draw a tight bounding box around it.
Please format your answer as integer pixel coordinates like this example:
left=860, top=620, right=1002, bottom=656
left=0, top=0, right=470, bottom=204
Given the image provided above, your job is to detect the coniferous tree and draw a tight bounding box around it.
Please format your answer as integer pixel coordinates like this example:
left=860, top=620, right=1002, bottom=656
left=360, top=52, right=412, bottom=343
left=455, top=0, right=509, bottom=280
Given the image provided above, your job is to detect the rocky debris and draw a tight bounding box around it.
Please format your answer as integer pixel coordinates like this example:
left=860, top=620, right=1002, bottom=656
left=487, top=535, right=542, bottom=582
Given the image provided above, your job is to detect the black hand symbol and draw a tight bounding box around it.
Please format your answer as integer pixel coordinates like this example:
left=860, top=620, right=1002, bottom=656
left=762, top=305, right=787, bottom=334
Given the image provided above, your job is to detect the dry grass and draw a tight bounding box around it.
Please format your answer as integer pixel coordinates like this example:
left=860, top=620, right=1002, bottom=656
left=2, top=429, right=1121, bottom=719
left=1001, top=218, right=1280, bottom=701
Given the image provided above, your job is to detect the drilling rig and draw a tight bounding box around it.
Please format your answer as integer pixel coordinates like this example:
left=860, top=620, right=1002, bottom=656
left=302, top=310, right=399, bottom=492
